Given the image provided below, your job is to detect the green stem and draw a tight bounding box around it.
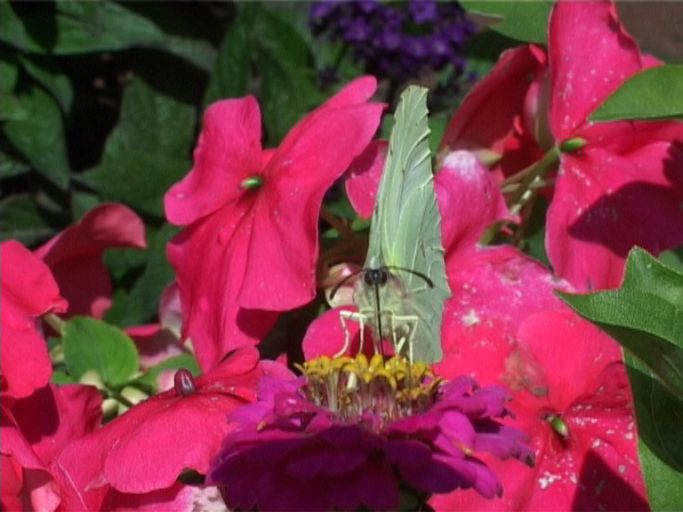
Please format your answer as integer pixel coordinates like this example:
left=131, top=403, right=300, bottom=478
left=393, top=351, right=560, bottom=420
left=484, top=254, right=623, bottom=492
left=43, top=313, right=66, bottom=336
left=506, top=146, right=560, bottom=219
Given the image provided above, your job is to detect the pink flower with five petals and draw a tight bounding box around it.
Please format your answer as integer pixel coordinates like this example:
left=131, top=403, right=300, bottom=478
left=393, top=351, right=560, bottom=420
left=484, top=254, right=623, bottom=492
left=165, top=77, right=383, bottom=371
left=442, top=0, right=683, bottom=291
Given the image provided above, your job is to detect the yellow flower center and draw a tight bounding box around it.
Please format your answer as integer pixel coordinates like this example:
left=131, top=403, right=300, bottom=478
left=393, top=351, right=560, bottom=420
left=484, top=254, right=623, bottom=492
left=297, top=354, right=441, bottom=429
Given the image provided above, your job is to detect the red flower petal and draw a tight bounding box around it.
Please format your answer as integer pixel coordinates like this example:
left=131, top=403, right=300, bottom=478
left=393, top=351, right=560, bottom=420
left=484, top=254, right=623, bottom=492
left=164, top=97, right=263, bottom=226
left=433, top=310, right=646, bottom=511
left=435, top=150, right=511, bottom=265
left=345, top=140, right=387, bottom=218
left=547, top=145, right=683, bottom=290
left=35, top=204, right=146, bottom=318
left=167, top=79, right=382, bottom=369
left=548, top=0, right=643, bottom=140
left=1, top=241, right=66, bottom=398
left=239, top=93, right=384, bottom=309
left=441, top=46, right=546, bottom=179
left=55, top=348, right=261, bottom=499
left=435, top=246, right=569, bottom=382
left=168, top=204, right=280, bottom=371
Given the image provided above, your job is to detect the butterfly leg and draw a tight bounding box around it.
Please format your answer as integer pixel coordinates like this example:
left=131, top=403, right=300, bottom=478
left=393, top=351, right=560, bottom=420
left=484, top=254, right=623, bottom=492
left=390, top=314, right=419, bottom=364
left=337, top=310, right=367, bottom=357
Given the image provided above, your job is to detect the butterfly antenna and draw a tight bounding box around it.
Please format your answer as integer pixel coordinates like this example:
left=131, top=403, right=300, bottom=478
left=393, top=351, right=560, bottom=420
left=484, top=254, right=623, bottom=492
left=385, top=266, right=434, bottom=287
left=373, top=281, right=386, bottom=359
left=329, top=268, right=364, bottom=300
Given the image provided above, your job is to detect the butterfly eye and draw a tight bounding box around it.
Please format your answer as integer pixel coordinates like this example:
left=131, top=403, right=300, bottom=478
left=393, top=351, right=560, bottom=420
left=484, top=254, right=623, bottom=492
left=379, top=270, right=389, bottom=285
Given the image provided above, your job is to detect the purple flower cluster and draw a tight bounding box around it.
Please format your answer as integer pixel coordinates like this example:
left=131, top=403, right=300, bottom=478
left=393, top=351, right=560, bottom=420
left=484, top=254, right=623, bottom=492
left=310, top=0, right=475, bottom=82
left=208, top=356, right=533, bottom=511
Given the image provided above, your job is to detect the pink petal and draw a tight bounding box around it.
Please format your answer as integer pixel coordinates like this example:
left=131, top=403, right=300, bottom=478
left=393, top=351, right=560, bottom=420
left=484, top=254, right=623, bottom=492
left=441, top=46, right=546, bottom=179
left=435, top=246, right=570, bottom=383
left=167, top=204, right=279, bottom=371
left=547, top=146, right=683, bottom=290
left=164, top=97, right=263, bottom=226
left=515, top=310, right=623, bottom=410
left=345, top=140, right=387, bottom=218
left=158, top=282, right=182, bottom=336
left=238, top=99, right=384, bottom=310
left=168, top=80, right=383, bottom=365
left=435, top=150, right=511, bottom=264
left=9, top=384, right=102, bottom=465
left=1, top=241, right=66, bottom=398
left=104, top=483, right=225, bottom=512
left=434, top=310, right=646, bottom=511
left=302, top=306, right=361, bottom=359
left=34, top=204, right=146, bottom=318
left=548, top=0, right=644, bottom=140
left=55, top=348, right=260, bottom=496
left=126, top=324, right=187, bottom=370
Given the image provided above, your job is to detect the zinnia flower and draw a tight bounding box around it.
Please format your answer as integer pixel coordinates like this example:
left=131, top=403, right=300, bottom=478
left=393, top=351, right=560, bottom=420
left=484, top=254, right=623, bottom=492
left=209, top=354, right=533, bottom=511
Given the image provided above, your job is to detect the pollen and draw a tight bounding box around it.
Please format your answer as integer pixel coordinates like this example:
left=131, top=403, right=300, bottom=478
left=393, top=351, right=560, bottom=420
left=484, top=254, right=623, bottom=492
left=297, top=354, right=441, bottom=430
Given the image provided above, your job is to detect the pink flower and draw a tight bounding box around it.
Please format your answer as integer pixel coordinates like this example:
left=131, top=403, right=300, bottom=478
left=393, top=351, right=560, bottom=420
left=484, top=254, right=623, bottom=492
left=442, top=0, right=683, bottom=291
left=208, top=355, right=532, bottom=511
left=35, top=203, right=146, bottom=318
left=429, top=153, right=646, bottom=509
left=0, top=383, right=103, bottom=511
left=312, top=149, right=646, bottom=509
left=440, top=45, right=546, bottom=181
left=432, top=310, right=647, bottom=511
left=1, top=240, right=67, bottom=399
left=51, top=348, right=285, bottom=509
left=165, top=77, right=383, bottom=371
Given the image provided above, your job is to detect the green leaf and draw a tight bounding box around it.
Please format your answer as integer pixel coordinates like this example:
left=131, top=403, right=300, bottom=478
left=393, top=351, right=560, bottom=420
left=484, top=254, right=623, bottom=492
left=203, top=3, right=257, bottom=106
left=460, top=1, right=552, bottom=44
left=0, top=149, right=31, bottom=180
left=19, top=54, right=74, bottom=112
left=592, top=65, right=683, bottom=122
left=625, top=355, right=683, bottom=511
left=558, top=247, right=683, bottom=397
left=80, top=77, right=195, bottom=217
left=62, top=316, right=139, bottom=388
left=255, top=8, right=323, bottom=144
left=119, top=224, right=179, bottom=326
left=3, top=86, right=70, bottom=189
left=0, top=2, right=214, bottom=71
left=0, top=50, right=18, bottom=93
left=0, top=93, right=26, bottom=121
left=0, top=194, right=55, bottom=245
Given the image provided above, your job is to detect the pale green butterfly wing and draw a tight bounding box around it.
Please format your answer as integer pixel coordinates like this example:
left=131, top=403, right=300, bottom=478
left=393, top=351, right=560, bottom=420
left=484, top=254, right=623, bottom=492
left=363, top=85, right=450, bottom=364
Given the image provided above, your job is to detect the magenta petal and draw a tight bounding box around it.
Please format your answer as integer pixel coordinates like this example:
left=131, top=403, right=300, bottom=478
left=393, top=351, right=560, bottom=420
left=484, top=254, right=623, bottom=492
left=164, top=96, right=263, bottom=226
left=168, top=206, right=279, bottom=371
left=302, top=306, right=360, bottom=359
left=441, top=45, right=545, bottom=178
left=34, top=203, right=146, bottom=318
left=436, top=245, right=570, bottom=385
left=1, top=241, right=66, bottom=398
left=548, top=148, right=683, bottom=290
left=435, top=150, right=511, bottom=262
left=10, top=384, right=102, bottom=465
left=548, top=0, right=643, bottom=140
left=238, top=101, right=384, bottom=310
left=345, top=140, right=387, bottom=218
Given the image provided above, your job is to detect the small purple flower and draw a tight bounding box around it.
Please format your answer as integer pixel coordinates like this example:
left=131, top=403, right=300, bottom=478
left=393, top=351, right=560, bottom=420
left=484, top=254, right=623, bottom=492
left=309, top=0, right=475, bottom=83
left=209, top=355, right=533, bottom=511
left=409, top=0, right=438, bottom=24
